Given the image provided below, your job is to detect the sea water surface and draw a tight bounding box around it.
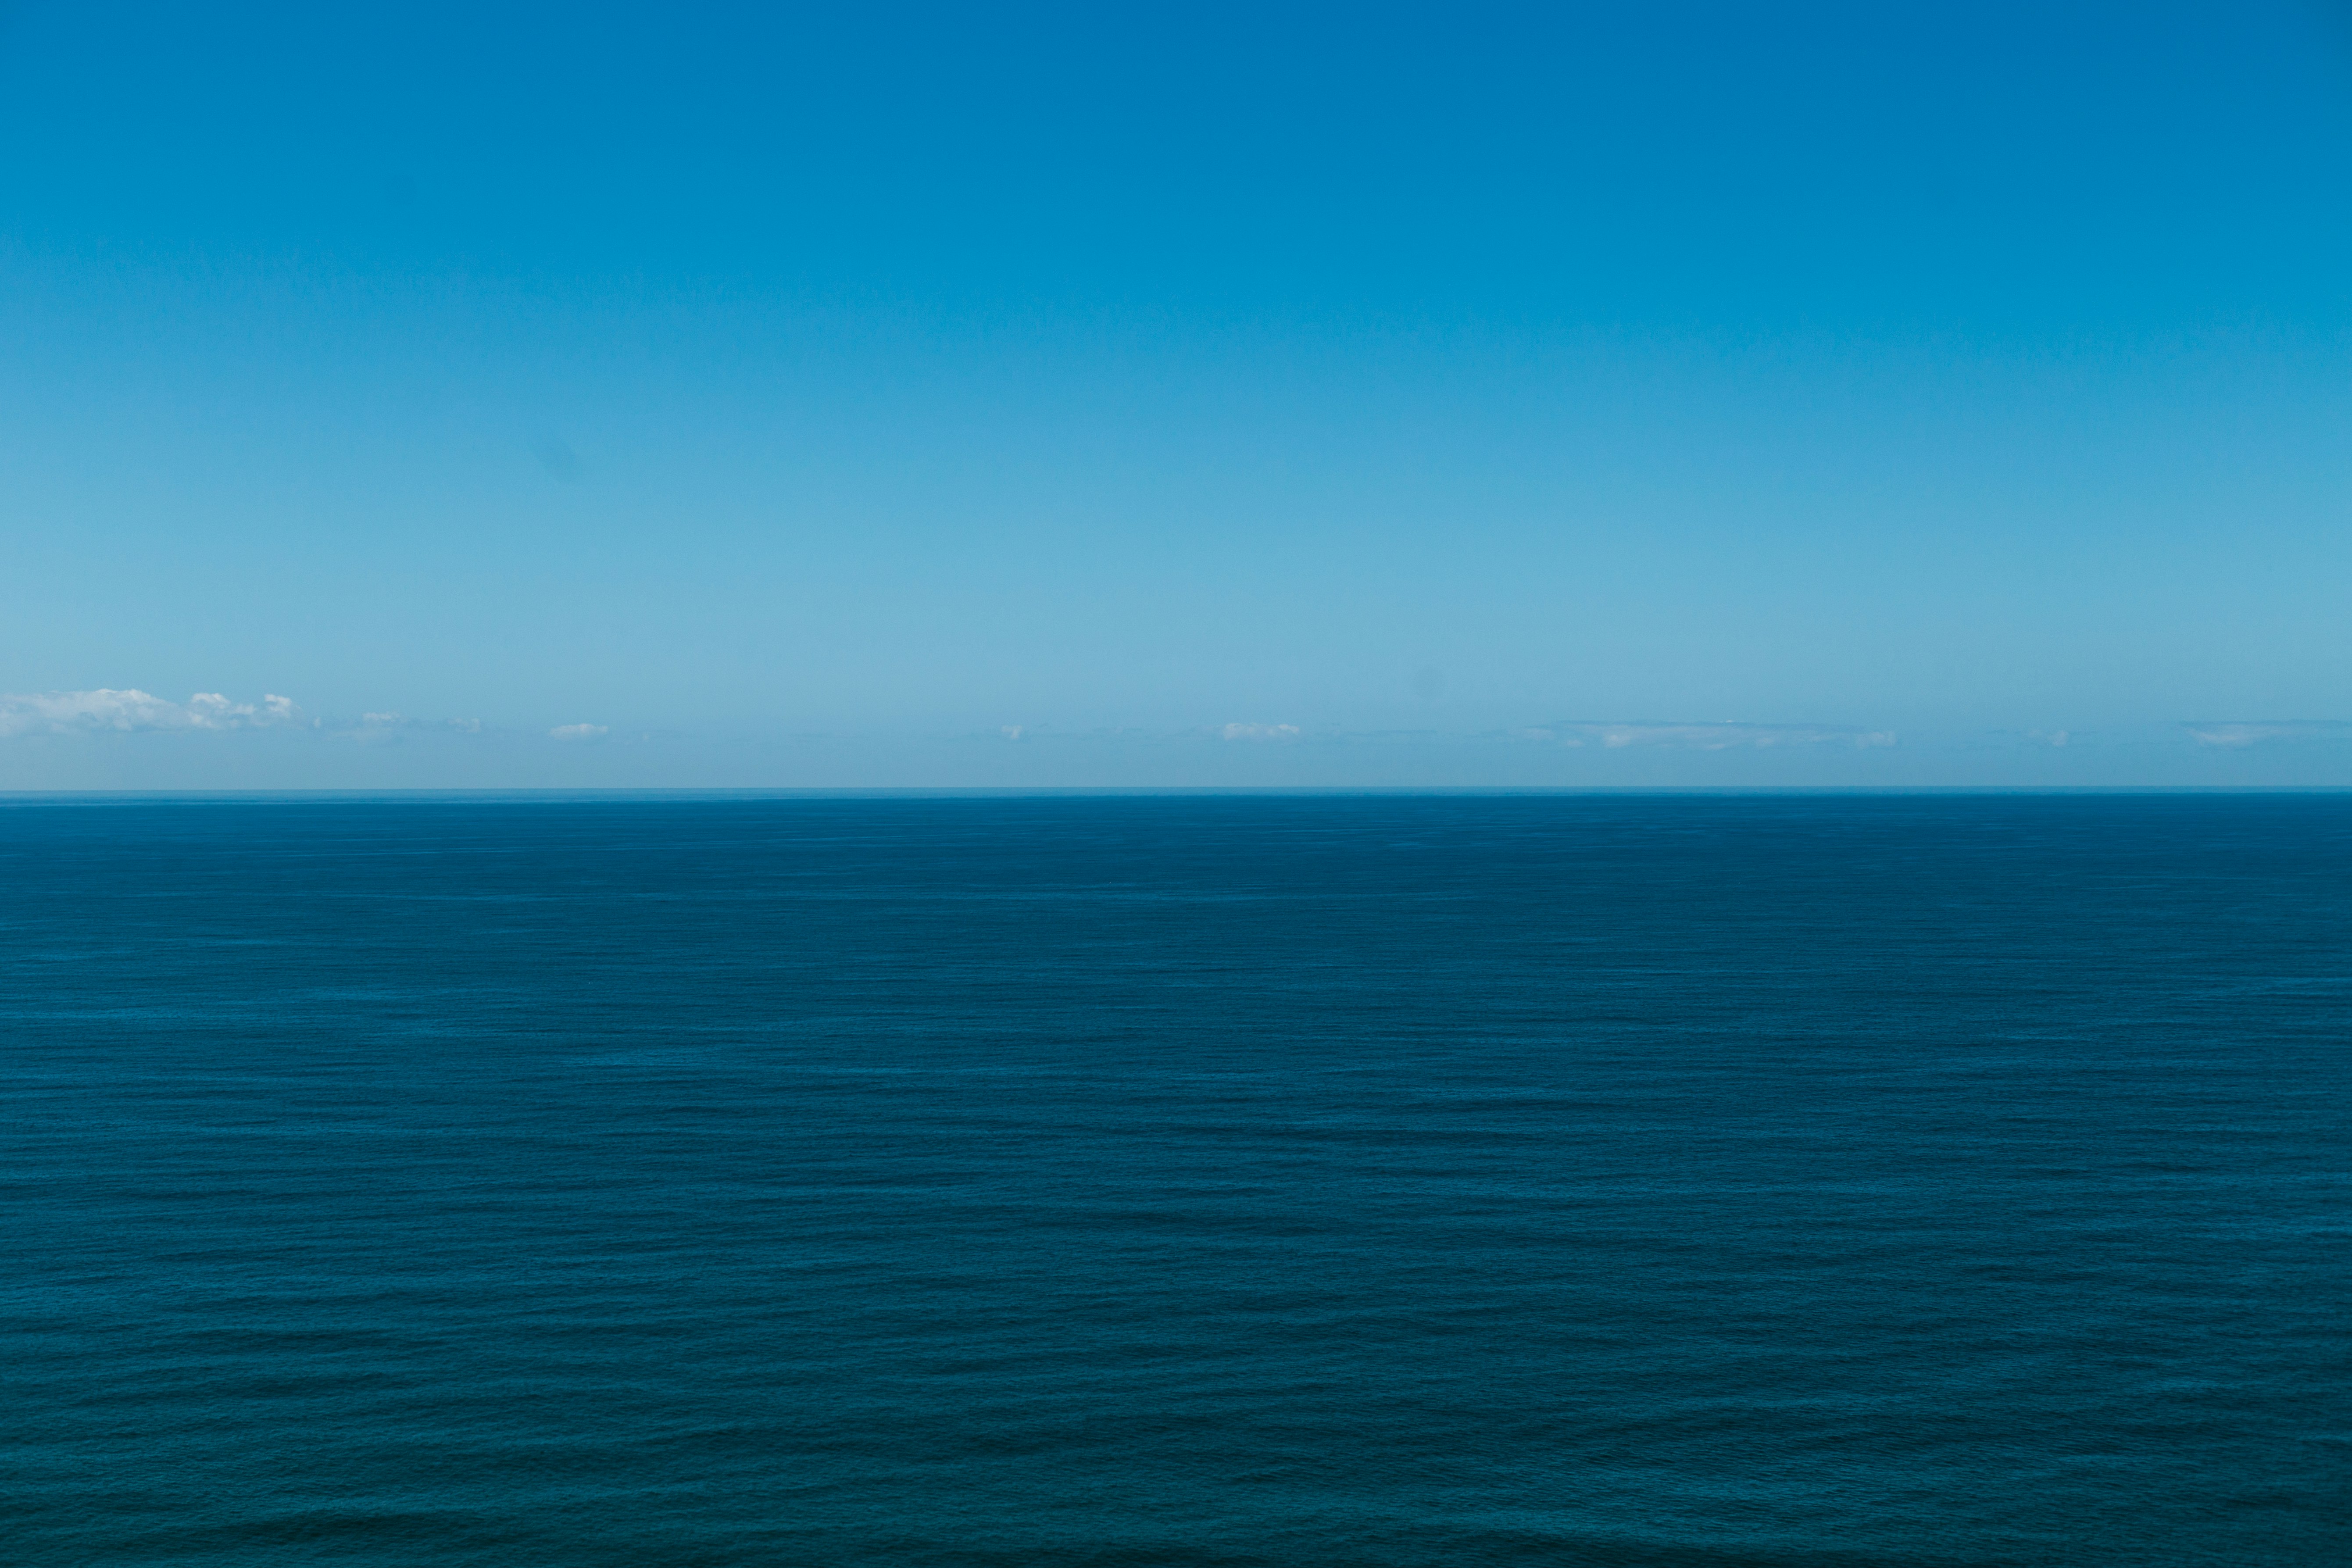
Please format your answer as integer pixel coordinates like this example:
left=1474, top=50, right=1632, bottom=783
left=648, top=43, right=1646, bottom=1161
left=4, top=793, right=2347, bottom=1566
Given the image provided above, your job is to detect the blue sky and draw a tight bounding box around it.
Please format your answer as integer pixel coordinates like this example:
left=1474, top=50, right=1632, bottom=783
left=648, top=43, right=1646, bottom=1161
left=5, top=2, right=2350, bottom=787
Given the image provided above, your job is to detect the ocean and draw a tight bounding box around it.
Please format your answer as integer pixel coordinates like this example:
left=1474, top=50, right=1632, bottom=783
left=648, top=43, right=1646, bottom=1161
left=4, top=793, right=2346, bottom=1566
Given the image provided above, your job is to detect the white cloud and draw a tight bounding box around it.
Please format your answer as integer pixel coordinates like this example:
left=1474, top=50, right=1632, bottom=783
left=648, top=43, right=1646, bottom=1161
left=0, top=689, right=308, bottom=737
left=2184, top=720, right=2352, bottom=748
left=1530, top=720, right=1895, bottom=750
left=1001, top=725, right=1025, bottom=741
left=549, top=723, right=608, bottom=740
left=352, top=712, right=483, bottom=735
left=1221, top=722, right=1301, bottom=741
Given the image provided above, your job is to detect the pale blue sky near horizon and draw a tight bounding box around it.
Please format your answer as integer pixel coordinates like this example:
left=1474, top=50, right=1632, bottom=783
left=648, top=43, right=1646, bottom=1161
left=5, top=1, right=2351, bottom=787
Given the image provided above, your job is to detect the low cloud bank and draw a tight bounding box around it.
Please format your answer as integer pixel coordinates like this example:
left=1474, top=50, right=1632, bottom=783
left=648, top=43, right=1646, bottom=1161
left=1523, top=721, right=1897, bottom=750
left=0, top=689, right=307, bottom=737
left=0, top=690, right=605, bottom=745
left=2184, top=720, right=2352, bottom=748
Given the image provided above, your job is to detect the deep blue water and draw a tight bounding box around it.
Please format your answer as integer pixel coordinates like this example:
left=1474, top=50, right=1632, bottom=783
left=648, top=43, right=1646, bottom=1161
left=4, top=793, right=2348, bottom=1567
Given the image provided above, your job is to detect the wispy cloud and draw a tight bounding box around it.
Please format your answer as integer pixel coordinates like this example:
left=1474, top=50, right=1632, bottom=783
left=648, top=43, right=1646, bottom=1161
left=0, top=689, right=307, bottom=737
left=340, top=711, right=487, bottom=746
left=2184, top=720, right=2352, bottom=748
left=549, top=723, right=608, bottom=740
left=1221, top=722, right=1301, bottom=741
left=1521, top=720, right=1896, bottom=750
left=356, top=711, right=483, bottom=732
